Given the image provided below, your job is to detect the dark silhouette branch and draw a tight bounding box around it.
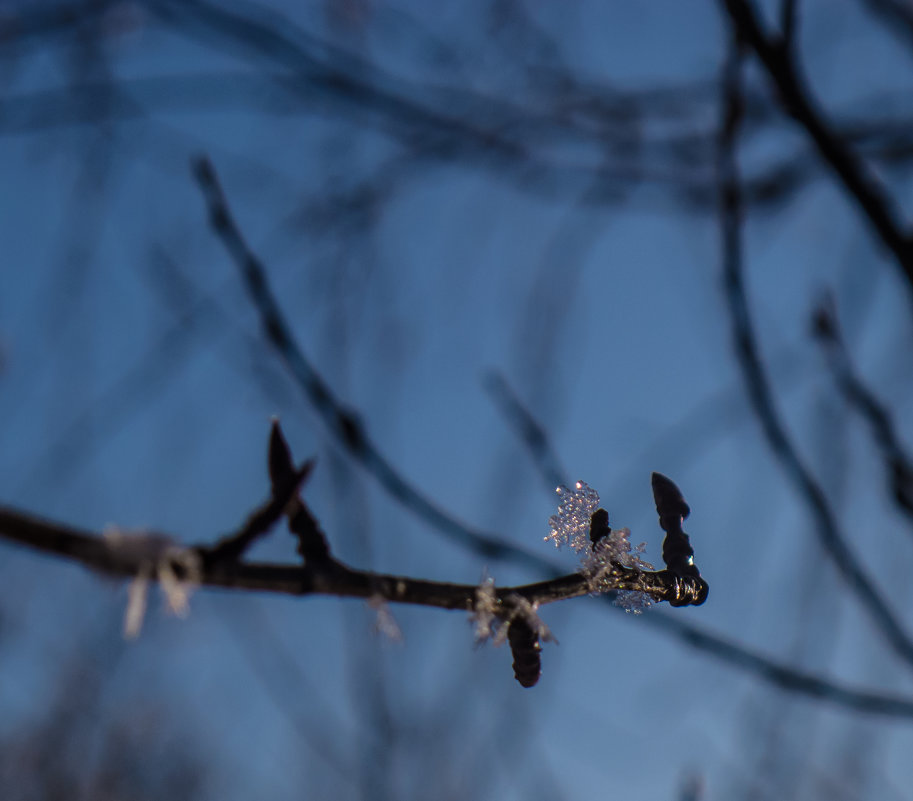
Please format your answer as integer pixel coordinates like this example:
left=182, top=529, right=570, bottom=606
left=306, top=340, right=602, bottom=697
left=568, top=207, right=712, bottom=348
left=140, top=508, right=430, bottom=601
left=859, top=0, right=913, bottom=53
left=716, top=35, right=913, bottom=672
left=191, top=154, right=549, bottom=570
left=641, top=609, right=913, bottom=719
left=483, top=371, right=567, bottom=494
left=720, top=0, right=913, bottom=300
left=812, top=299, right=913, bottom=526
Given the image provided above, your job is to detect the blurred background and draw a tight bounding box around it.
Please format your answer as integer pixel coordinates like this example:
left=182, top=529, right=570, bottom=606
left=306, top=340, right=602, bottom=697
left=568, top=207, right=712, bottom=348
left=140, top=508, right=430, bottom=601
left=2, top=1, right=913, bottom=798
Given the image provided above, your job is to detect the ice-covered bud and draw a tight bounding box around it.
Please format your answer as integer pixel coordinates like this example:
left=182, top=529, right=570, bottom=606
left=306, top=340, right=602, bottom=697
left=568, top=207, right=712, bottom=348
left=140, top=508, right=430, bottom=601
left=614, top=590, right=655, bottom=614
left=469, top=577, right=556, bottom=647
left=545, top=480, right=600, bottom=552
left=504, top=594, right=556, bottom=645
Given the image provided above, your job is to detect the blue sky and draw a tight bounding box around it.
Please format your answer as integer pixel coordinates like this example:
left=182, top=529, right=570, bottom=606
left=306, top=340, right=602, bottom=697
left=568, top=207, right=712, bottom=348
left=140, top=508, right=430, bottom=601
left=2, top=1, right=913, bottom=799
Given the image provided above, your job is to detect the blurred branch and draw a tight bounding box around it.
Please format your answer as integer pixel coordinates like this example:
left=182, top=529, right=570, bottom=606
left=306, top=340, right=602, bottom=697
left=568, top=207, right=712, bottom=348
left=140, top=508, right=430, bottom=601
left=483, top=371, right=567, bottom=493
left=858, top=0, right=913, bottom=52
left=641, top=608, right=913, bottom=719
left=720, top=0, right=913, bottom=301
left=192, top=154, right=546, bottom=569
left=716, top=35, right=913, bottom=671
left=0, top=421, right=707, bottom=688
left=812, top=299, right=913, bottom=525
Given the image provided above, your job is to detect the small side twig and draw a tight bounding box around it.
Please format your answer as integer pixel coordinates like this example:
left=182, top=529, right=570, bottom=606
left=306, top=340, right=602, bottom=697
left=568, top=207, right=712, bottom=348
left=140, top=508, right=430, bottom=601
left=202, top=449, right=314, bottom=567
left=266, top=420, right=330, bottom=562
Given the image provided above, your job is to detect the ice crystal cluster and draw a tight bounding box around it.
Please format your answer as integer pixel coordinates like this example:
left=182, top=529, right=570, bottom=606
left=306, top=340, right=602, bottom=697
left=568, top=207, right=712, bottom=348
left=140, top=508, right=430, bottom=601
left=368, top=595, right=404, bottom=642
left=546, top=481, right=654, bottom=614
left=104, top=527, right=202, bottom=638
left=546, top=481, right=601, bottom=552
left=469, top=573, right=554, bottom=645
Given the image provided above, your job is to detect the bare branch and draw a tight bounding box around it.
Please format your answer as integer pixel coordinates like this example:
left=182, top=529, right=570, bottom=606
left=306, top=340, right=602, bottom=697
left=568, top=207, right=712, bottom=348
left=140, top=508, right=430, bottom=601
left=191, top=154, right=548, bottom=570
left=812, top=299, right=913, bottom=526
left=483, top=372, right=567, bottom=493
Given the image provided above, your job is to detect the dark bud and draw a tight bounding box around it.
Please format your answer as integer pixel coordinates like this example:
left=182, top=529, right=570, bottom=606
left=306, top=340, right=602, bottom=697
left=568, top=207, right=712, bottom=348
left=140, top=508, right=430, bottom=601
left=652, top=472, right=690, bottom=522
left=268, top=421, right=329, bottom=562
left=652, top=472, right=704, bottom=585
left=508, top=619, right=541, bottom=688
left=589, top=508, right=611, bottom=547
left=268, top=419, right=296, bottom=489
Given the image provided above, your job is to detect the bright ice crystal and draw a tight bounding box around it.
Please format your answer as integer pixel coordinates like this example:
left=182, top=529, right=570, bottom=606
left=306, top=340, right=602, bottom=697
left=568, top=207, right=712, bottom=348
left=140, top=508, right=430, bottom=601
left=582, top=527, right=655, bottom=614
left=545, top=480, right=600, bottom=552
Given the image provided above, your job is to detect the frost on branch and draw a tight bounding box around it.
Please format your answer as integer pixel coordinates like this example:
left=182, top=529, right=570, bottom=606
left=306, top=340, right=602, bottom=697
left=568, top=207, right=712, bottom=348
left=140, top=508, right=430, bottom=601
left=368, top=594, right=404, bottom=643
left=582, top=527, right=655, bottom=613
left=546, top=480, right=600, bottom=552
left=546, top=481, right=655, bottom=614
left=470, top=572, right=500, bottom=643
left=104, top=527, right=202, bottom=639
left=470, top=575, right=556, bottom=688
left=470, top=574, right=555, bottom=648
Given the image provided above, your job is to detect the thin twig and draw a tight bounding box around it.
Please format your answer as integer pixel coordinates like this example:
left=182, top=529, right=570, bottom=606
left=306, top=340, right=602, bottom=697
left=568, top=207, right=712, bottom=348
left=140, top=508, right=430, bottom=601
left=717, top=35, right=913, bottom=671
left=859, top=0, right=913, bottom=53
left=640, top=608, right=913, bottom=719
left=202, top=458, right=314, bottom=566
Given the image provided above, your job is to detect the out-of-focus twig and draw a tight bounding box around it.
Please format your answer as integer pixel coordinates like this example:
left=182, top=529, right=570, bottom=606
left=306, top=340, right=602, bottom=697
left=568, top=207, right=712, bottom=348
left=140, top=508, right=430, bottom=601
left=859, top=0, right=913, bottom=53
left=483, top=372, right=567, bottom=493
left=720, top=0, right=913, bottom=302
left=192, top=155, right=548, bottom=569
left=640, top=607, right=913, bottom=719
left=717, top=34, right=913, bottom=671
left=812, top=299, right=913, bottom=525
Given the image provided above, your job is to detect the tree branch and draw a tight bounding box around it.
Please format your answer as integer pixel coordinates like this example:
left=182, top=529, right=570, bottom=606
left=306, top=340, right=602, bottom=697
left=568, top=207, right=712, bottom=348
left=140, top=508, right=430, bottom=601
left=716, top=33, right=913, bottom=672
left=191, top=154, right=548, bottom=570
left=812, top=299, right=913, bottom=527
left=720, top=0, right=913, bottom=300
